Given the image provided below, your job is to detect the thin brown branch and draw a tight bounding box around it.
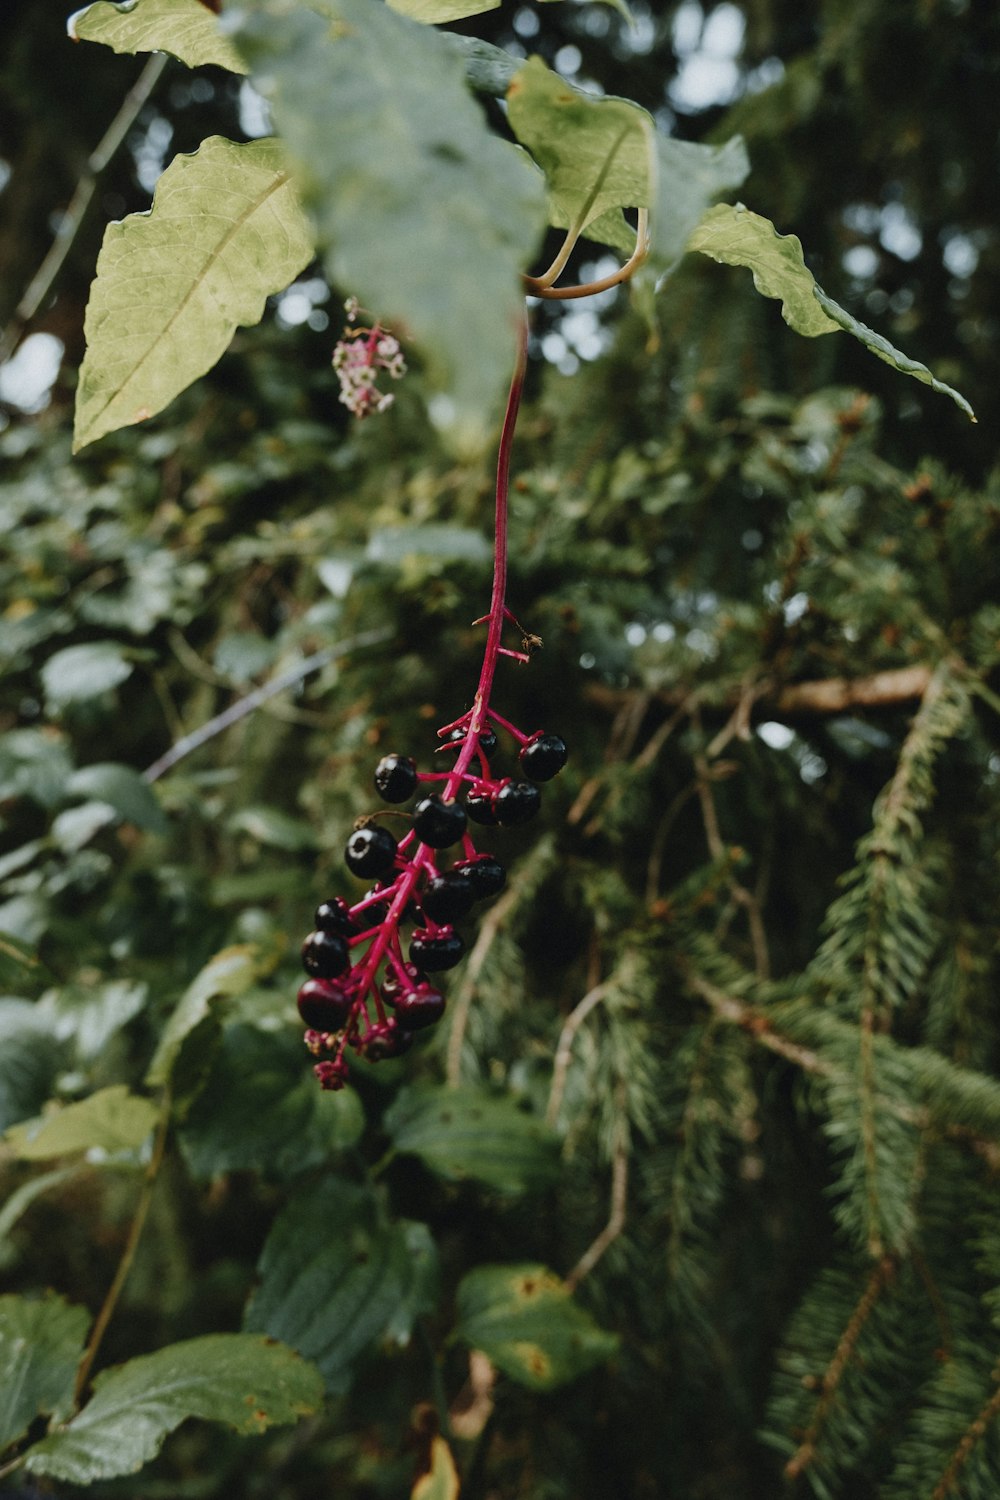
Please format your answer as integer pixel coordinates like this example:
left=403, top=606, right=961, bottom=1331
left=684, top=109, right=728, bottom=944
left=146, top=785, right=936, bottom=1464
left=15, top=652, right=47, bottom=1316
left=565, top=1084, right=629, bottom=1292
left=785, top=1254, right=897, bottom=1482
left=547, top=979, right=613, bottom=1126
left=932, top=1361, right=1000, bottom=1500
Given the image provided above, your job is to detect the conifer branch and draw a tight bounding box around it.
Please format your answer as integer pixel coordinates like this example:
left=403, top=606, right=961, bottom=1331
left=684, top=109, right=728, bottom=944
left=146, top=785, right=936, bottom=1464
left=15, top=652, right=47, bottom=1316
left=931, top=1362, right=1000, bottom=1500
left=565, top=1081, right=629, bottom=1292
left=784, top=1253, right=898, bottom=1482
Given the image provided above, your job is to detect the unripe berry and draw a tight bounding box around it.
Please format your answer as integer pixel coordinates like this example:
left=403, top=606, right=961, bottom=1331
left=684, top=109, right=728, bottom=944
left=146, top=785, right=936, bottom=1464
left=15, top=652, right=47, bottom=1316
left=374, top=753, right=419, bottom=803
left=394, top=983, right=446, bottom=1030
left=297, top=977, right=354, bottom=1030
left=413, top=794, right=467, bottom=849
left=446, top=725, right=499, bottom=757
left=315, top=1056, right=350, bottom=1091
left=409, top=925, right=466, bottom=972
left=453, top=854, right=507, bottom=900
left=421, top=870, right=475, bottom=924
left=365, top=1018, right=414, bottom=1060
left=301, top=929, right=350, bottom=978
left=519, top=732, right=568, bottom=782
left=494, top=780, right=541, bottom=826
left=345, top=823, right=397, bottom=878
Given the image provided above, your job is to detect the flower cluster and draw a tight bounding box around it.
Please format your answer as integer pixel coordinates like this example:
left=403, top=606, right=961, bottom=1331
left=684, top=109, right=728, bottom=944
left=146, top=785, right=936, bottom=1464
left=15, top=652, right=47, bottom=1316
left=295, top=708, right=567, bottom=1090
left=331, top=298, right=406, bottom=418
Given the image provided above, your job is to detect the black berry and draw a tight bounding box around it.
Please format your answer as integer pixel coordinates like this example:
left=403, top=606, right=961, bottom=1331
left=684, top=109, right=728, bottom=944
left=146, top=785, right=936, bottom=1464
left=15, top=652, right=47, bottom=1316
left=301, top=929, right=350, bottom=979
left=381, top=962, right=428, bottom=1005
left=494, top=780, right=541, bottom=826
left=345, top=823, right=398, bottom=878
left=520, top=732, right=568, bottom=782
left=421, top=870, right=475, bottom=924
left=365, top=1018, right=414, bottom=1060
left=454, top=854, right=507, bottom=900
left=465, top=788, right=498, bottom=825
left=394, top=984, right=447, bottom=1030
left=446, top=725, right=499, bottom=757
left=298, top=977, right=354, bottom=1030
left=314, top=897, right=357, bottom=935
left=374, top=753, right=419, bottom=803
left=413, top=794, right=467, bottom=849
left=409, top=925, right=466, bottom=972
left=359, top=882, right=418, bottom=926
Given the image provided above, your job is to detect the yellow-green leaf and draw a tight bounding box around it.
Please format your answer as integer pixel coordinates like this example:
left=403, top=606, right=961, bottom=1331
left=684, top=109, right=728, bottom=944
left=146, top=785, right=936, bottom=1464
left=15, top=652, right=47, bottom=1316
left=412, top=1436, right=460, bottom=1500
left=387, top=0, right=498, bottom=20
left=5, top=1085, right=158, bottom=1160
left=74, top=136, right=314, bottom=452
left=69, top=0, right=248, bottom=73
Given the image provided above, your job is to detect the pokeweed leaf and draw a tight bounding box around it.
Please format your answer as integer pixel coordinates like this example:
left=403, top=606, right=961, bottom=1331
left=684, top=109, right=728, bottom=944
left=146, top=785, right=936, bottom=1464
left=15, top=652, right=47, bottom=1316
left=0, top=999, right=61, bottom=1134
left=387, top=0, right=498, bottom=20
left=384, top=1085, right=561, bottom=1194
left=66, top=763, right=168, bottom=834
left=5, top=1085, right=159, bottom=1161
left=454, top=1263, right=619, bottom=1391
left=412, top=1435, right=461, bottom=1500
left=506, top=57, right=748, bottom=276
left=42, top=642, right=133, bottom=708
left=689, top=203, right=975, bottom=418
left=69, top=0, right=248, bottom=73
left=26, top=1334, right=324, bottom=1483
left=245, top=1178, right=439, bottom=1394
left=73, top=136, right=314, bottom=452
left=147, top=944, right=266, bottom=1087
left=226, top=0, right=547, bottom=452
left=0, top=1293, right=89, bottom=1452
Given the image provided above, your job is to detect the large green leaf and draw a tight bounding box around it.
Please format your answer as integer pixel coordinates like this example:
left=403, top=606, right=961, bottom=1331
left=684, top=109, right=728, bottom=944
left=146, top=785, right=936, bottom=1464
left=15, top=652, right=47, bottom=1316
left=0, top=999, right=61, bottom=1133
left=245, top=1178, right=438, bottom=1394
left=26, top=1334, right=324, bottom=1483
left=179, top=1024, right=363, bottom=1177
left=384, top=1085, right=561, bottom=1194
left=387, top=0, right=498, bottom=19
left=5, top=1085, right=158, bottom=1161
left=41, top=642, right=133, bottom=708
left=66, top=763, right=168, bottom=834
left=0, top=1293, right=89, bottom=1453
left=227, top=0, right=547, bottom=451
left=38, top=979, right=148, bottom=1061
left=74, top=136, right=314, bottom=452
left=454, top=1264, right=618, bottom=1391
left=0, top=729, right=74, bottom=809
left=506, top=57, right=748, bottom=275
left=147, top=944, right=265, bottom=1087
left=69, top=0, right=248, bottom=73
left=688, top=202, right=974, bottom=418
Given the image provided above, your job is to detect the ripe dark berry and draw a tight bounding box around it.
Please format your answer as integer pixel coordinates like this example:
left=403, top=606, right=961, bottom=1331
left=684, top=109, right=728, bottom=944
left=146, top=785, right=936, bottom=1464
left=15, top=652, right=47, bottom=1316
left=365, top=1018, right=414, bottom=1060
left=409, top=925, right=466, bottom=972
left=298, top=977, right=354, bottom=1030
left=454, top=854, right=507, bottom=900
left=421, top=870, right=475, bottom=924
left=345, top=823, right=398, bottom=878
left=394, top=983, right=447, bottom=1030
left=413, top=794, right=467, bottom=849
left=447, top=725, right=499, bottom=757
left=374, top=753, right=419, bottom=803
left=380, top=962, right=428, bottom=1005
left=314, top=897, right=356, bottom=935
left=301, top=929, right=350, bottom=979
left=465, top=788, right=498, bottom=825
left=494, top=780, right=541, bottom=826
left=520, top=732, right=568, bottom=782
left=358, top=882, right=419, bottom=927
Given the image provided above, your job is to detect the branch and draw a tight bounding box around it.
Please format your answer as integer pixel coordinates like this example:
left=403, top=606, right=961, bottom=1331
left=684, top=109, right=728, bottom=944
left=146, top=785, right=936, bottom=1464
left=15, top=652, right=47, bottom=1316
left=565, top=1083, right=629, bottom=1292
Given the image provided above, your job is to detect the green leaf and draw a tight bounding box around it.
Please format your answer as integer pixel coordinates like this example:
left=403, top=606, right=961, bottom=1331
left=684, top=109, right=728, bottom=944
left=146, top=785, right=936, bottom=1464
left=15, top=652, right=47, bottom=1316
left=5, top=1085, right=158, bottom=1161
left=384, top=1086, right=561, bottom=1194
left=688, top=203, right=975, bottom=418
left=38, top=979, right=147, bottom=1061
left=147, top=944, right=265, bottom=1087
left=42, top=642, right=133, bottom=708
left=26, top=1334, right=324, bottom=1483
left=412, top=1435, right=460, bottom=1500
left=387, top=0, right=498, bottom=21
left=179, top=1024, right=363, bottom=1177
left=0, top=1293, right=89, bottom=1452
left=506, top=58, right=748, bottom=276
left=0, top=729, right=74, bottom=809
left=441, top=34, right=518, bottom=98
left=74, top=136, right=314, bottom=452
left=0, top=999, right=61, bottom=1133
left=245, top=1178, right=438, bottom=1394
left=69, top=0, right=248, bottom=73
left=0, top=1169, right=80, bottom=1269
left=227, top=805, right=320, bottom=851
left=454, top=1264, right=619, bottom=1391
left=227, top=0, right=547, bottom=451
left=66, top=763, right=168, bottom=834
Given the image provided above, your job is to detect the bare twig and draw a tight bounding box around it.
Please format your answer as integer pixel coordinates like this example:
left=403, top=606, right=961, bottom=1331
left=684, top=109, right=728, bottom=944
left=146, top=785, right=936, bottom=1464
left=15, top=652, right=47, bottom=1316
left=143, top=629, right=393, bottom=782
left=547, top=980, right=613, bottom=1126
left=0, top=54, right=169, bottom=365
left=565, top=1083, right=629, bottom=1292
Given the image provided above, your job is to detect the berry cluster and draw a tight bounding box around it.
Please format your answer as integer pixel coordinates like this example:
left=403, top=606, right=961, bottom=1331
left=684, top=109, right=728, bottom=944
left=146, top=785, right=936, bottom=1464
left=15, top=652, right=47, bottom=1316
left=296, top=713, right=567, bottom=1089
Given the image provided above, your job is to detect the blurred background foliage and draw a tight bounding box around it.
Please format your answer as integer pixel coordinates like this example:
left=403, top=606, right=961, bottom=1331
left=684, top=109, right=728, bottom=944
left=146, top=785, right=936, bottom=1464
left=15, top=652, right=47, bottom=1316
left=2, top=1, right=1000, bottom=1497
